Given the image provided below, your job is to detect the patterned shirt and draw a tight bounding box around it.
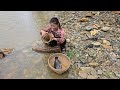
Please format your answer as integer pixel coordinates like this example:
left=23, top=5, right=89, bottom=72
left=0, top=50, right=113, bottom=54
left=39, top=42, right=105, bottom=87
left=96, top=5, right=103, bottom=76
left=41, top=24, right=65, bottom=45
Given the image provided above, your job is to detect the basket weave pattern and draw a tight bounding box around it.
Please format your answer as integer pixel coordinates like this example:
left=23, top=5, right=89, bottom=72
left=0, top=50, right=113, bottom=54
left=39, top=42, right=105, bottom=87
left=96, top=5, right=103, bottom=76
left=48, top=53, right=71, bottom=74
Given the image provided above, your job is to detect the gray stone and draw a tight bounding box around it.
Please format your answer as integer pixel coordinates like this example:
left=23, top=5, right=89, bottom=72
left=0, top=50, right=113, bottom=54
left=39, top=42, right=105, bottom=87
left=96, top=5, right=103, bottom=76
left=97, top=70, right=103, bottom=75
left=85, top=26, right=93, bottom=31
left=102, top=26, right=111, bottom=32
left=116, top=51, right=120, bottom=56
left=87, top=75, right=97, bottom=79
left=90, top=68, right=97, bottom=76
left=79, top=70, right=88, bottom=79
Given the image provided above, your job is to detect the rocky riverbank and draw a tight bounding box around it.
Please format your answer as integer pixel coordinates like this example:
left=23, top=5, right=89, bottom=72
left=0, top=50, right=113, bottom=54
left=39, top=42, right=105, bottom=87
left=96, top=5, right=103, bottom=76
left=57, top=11, right=120, bottom=79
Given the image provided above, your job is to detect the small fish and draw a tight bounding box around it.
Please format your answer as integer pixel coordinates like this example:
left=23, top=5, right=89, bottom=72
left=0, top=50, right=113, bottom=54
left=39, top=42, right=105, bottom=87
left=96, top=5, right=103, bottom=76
left=54, top=57, right=62, bottom=69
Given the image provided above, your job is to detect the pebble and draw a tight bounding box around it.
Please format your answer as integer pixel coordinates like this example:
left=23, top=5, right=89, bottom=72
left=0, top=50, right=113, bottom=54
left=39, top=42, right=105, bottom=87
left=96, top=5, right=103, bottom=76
left=102, top=26, right=111, bottom=32
left=116, top=50, right=120, bottom=56
left=66, top=39, right=70, bottom=43
left=89, top=62, right=99, bottom=67
left=97, top=70, right=103, bottom=75
left=85, top=26, right=93, bottom=31
left=87, top=75, right=97, bottom=79
left=79, top=70, right=88, bottom=79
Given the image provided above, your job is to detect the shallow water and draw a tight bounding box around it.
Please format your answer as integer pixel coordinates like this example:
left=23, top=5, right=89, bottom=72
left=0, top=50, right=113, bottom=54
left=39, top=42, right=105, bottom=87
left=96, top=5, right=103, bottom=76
left=0, top=11, right=69, bottom=79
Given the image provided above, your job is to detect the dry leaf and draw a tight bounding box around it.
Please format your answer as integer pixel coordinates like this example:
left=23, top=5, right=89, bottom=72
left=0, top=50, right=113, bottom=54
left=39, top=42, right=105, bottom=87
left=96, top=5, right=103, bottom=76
left=112, top=11, right=120, bottom=14
left=92, top=24, right=100, bottom=29
left=80, top=18, right=89, bottom=22
left=90, top=29, right=99, bottom=36
left=92, top=25, right=98, bottom=29
left=85, top=13, right=93, bottom=17
left=89, top=62, right=99, bottom=66
left=103, top=40, right=111, bottom=45
left=102, top=44, right=113, bottom=51
left=92, top=42, right=101, bottom=45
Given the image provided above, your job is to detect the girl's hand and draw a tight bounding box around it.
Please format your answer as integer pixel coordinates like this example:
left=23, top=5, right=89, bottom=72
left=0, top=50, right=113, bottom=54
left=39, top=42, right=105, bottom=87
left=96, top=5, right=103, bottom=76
left=41, top=30, right=47, bottom=37
left=52, top=38, right=58, bottom=41
left=49, top=33, right=54, bottom=39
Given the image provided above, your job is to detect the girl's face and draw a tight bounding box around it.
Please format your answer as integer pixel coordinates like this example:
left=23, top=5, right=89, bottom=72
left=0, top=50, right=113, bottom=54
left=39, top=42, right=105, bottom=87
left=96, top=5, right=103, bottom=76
left=50, top=23, right=58, bottom=30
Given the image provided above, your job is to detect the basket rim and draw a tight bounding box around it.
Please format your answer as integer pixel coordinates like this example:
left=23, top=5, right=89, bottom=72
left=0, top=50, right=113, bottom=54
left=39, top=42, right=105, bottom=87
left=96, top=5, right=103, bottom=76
left=48, top=53, right=71, bottom=71
left=41, top=33, right=52, bottom=43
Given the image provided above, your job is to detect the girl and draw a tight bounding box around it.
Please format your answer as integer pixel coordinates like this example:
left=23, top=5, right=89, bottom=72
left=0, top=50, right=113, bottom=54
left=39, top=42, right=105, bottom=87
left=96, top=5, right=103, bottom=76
left=40, top=17, right=66, bottom=52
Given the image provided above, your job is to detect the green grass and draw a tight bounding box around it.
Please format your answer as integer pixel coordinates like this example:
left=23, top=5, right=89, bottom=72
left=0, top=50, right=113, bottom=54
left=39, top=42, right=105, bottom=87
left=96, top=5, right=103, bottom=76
left=66, top=49, right=76, bottom=59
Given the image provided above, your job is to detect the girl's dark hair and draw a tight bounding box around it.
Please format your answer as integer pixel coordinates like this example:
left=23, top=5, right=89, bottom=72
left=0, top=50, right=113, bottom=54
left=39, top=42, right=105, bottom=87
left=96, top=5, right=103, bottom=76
left=50, top=17, right=61, bottom=29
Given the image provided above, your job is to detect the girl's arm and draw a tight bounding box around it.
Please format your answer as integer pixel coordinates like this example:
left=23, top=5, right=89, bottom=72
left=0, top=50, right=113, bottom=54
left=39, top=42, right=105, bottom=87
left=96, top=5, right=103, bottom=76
left=40, top=24, right=51, bottom=36
left=53, top=29, right=65, bottom=44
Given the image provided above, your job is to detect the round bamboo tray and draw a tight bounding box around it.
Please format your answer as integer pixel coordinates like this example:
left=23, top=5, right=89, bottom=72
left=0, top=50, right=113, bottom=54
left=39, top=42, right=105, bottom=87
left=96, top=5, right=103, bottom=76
left=42, top=33, right=51, bottom=44
left=48, top=53, right=71, bottom=74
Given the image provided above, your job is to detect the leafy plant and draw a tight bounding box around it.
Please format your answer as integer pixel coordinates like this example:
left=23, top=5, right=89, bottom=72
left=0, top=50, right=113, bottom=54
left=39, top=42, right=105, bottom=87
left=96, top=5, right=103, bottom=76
left=66, top=49, right=76, bottom=59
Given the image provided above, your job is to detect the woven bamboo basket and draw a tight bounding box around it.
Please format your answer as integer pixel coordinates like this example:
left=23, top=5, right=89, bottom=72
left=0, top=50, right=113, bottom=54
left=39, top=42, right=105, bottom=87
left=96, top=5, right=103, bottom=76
left=48, top=53, right=71, bottom=74
left=42, top=33, right=51, bottom=44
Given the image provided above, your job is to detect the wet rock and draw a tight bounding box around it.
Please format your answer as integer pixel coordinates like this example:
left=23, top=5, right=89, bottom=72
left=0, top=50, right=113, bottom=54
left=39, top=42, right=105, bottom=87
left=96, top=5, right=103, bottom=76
left=1, top=48, right=13, bottom=55
left=101, top=26, right=111, bottom=32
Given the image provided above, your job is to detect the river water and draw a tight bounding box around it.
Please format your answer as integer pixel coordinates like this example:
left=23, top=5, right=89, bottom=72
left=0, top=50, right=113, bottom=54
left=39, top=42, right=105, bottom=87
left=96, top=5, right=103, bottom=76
left=0, top=11, right=69, bottom=79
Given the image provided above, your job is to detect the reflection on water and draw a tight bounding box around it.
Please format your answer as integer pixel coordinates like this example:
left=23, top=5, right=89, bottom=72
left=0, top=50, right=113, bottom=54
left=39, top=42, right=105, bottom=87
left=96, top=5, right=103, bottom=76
left=0, top=11, right=69, bottom=79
